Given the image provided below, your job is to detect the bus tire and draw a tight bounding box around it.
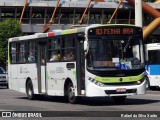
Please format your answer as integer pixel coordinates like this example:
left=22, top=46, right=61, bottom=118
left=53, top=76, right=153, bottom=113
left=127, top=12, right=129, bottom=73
left=67, top=83, right=78, bottom=104
left=112, top=96, right=126, bottom=104
left=26, top=81, right=35, bottom=100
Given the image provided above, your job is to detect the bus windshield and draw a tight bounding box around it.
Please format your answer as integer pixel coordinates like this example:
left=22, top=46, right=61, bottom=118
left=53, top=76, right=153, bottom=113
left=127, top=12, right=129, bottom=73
left=87, top=36, right=144, bottom=71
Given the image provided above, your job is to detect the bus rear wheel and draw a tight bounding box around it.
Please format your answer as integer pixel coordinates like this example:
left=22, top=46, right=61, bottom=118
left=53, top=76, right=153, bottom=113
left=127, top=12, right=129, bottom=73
left=67, top=83, right=78, bottom=104
left=26, top=81, right=35, bottom=100
left=112, top=96, right=126, bottom=104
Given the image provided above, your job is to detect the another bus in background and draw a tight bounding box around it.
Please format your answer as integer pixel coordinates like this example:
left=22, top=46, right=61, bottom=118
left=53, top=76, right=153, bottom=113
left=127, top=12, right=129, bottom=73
left=145, top=43, right=160, bottom=90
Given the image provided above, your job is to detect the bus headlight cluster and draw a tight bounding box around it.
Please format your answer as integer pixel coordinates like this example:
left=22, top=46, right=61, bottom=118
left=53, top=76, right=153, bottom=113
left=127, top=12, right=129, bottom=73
left=88, top=77, right=105, bottom=87
left=136, top=78, right=145, bottom=85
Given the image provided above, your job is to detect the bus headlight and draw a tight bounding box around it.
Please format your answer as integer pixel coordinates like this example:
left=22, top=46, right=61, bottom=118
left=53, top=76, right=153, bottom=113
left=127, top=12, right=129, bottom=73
left=136, top=80, right=141, bottom=85
left=88, top=77, right=105, bottom=87
left=136, top=78, right=145, bottom=85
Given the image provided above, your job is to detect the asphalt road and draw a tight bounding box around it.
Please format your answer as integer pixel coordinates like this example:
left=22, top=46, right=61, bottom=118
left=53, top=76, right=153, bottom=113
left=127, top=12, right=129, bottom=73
left=0, top=86, right=160, bottom=120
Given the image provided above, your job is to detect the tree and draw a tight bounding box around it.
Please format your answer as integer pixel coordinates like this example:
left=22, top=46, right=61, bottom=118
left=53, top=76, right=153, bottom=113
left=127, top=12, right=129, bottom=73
left=0, top=19, right=23, bottom=66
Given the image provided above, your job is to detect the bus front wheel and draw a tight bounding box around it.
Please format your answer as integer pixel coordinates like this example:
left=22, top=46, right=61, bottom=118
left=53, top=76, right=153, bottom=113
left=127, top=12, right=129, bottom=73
left=26, top=81, right=35, bottom=100
left=67, top=83, right=78, bottom=104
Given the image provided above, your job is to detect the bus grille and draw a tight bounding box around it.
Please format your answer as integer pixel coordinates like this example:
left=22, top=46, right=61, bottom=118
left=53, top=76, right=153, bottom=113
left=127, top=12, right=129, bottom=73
left=105, top=89, right=137, bottom=94
left=103, top=82, right=137, bottom=86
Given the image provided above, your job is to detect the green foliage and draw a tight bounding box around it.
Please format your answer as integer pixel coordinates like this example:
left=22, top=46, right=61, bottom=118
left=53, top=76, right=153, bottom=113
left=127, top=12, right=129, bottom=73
left=0, top=19, right=23, bottom=64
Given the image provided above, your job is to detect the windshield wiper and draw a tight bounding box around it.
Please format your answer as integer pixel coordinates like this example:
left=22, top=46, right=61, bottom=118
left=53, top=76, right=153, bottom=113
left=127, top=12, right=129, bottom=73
left=123, top=37, right=132, bottom=52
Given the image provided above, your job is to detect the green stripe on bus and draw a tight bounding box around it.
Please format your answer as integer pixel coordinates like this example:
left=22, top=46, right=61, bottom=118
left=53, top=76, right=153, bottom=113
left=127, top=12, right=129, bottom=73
left=95, top=73, right=144, bottom=83
left=73, top=71, right=76, bottom=80
left=46, top=71, right=50, bottom=80
left=8, top=43, right=10, bottom=64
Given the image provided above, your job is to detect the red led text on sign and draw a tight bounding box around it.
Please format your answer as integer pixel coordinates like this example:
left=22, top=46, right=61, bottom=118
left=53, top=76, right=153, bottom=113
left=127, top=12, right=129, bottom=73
left=95, top=28, right=134, bottom=35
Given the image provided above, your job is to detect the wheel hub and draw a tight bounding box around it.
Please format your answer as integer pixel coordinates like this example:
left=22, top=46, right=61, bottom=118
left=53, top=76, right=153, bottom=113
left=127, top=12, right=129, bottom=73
left=28, top=87, right=32, bottom=96
left=69, top=87, right=75, bottom=99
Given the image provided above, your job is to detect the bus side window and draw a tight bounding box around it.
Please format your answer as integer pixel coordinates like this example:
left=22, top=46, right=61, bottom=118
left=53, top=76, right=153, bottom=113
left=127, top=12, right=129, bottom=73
left=16, top=43, right=21, bottom=63
left=49, top=38, right=60, bottom=61
left=61, top=35, right=75, bottom=61
left=27, top=41, right=36, bottom=63
left=28, top=52, right=35, bottom=62
left=19, top=42, right=26, bottom=63
left=11, top=43, right=17, bottom=63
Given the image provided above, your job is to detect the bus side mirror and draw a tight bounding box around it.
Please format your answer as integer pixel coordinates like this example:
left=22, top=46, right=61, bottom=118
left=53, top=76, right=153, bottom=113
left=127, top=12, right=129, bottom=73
left=84, top=41, right=89, bottom=55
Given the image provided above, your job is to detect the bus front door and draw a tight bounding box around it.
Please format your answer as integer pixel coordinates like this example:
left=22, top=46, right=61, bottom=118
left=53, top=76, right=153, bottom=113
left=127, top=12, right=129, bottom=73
left=76, top=34, right=85, bottom=95
left=37, top=42, right=47, bottom=94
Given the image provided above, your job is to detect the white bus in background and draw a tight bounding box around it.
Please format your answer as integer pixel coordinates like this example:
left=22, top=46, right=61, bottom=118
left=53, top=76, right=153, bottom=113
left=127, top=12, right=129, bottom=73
left=8, top=24, right=146, bottom=104
left=145, top=43, right=160, bottom=90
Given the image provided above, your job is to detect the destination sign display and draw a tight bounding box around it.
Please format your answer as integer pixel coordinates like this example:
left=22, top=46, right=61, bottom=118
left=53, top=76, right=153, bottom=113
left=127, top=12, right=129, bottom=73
left=88, top=26, right=141, bottom=36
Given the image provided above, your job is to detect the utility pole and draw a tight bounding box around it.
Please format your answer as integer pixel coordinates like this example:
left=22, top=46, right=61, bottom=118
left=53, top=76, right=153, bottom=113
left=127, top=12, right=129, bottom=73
left=135, top=0, right=143, bottom=28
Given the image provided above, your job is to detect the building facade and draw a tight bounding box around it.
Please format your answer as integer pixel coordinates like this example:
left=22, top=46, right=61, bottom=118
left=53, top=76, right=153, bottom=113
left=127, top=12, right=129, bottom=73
left=0, top=0, right=160, bottom=39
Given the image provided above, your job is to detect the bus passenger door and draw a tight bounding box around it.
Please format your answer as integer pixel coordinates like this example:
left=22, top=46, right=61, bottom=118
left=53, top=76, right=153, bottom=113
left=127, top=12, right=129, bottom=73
left=37, top=42, right=47, bottom=94
left=76, top=33, right=85, bottom=95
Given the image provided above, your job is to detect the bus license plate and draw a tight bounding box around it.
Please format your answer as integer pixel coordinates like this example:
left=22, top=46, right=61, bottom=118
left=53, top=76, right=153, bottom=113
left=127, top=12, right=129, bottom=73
left=116, top=88, right=126, bottom=93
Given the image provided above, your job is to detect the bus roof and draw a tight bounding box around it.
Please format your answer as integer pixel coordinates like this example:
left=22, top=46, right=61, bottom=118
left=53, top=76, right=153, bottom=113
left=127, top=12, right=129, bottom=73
left=9, top=24, right=137, bottom=42
left=9, top=27, right=85, bottom=42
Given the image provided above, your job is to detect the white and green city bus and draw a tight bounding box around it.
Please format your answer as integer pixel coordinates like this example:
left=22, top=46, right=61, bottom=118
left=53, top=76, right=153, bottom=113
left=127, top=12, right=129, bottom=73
left=8, top=24, right=146, bottom=104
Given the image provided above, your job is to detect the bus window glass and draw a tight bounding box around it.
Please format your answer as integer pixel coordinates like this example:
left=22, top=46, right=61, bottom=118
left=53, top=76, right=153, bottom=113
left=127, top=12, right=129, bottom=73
left=19, top=42, right=26, bottom=63
left=148, top=50, right=160, bottom=64
left=27, top=41, right=36, bottom=63
left=61, top=36, right=75, bottom=61
left=17, top=43, right=20, bottom=63
left=11, top=43, right=17, bottom=63
left=49, top=37, right=60, bottom=61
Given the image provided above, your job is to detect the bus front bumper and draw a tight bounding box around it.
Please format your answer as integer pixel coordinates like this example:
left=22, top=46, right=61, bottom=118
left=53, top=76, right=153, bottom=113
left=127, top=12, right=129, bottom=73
left=85, top=80, right=146, bottom=97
